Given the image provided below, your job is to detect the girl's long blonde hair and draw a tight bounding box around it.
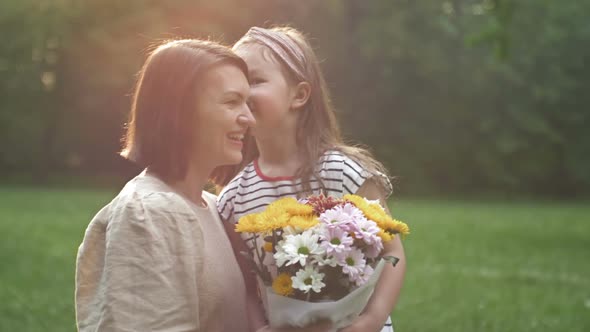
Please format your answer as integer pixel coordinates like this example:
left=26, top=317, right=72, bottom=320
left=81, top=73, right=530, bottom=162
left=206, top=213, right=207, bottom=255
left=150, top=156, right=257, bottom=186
left=212, top=26, right=391, bottom=196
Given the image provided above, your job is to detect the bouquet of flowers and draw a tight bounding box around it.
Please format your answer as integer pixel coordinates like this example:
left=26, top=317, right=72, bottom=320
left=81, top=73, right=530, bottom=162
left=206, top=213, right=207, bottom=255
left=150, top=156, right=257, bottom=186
left=235, top=194, right=409, bottom=330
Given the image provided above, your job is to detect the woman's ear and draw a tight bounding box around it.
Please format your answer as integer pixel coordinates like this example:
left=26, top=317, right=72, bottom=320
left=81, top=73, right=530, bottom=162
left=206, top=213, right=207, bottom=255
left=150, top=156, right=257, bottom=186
left=290, top=81, right=311, bottom=110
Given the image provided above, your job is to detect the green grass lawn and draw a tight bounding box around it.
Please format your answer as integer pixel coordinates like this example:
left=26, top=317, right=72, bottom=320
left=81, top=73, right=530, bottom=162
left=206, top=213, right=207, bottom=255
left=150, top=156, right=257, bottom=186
left=1, top=187, right=588, bottom=331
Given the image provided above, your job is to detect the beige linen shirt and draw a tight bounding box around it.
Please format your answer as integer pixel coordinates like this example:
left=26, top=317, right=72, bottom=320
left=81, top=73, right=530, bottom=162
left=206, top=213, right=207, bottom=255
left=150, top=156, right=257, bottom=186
left=75, top=172, right=248, bottom=331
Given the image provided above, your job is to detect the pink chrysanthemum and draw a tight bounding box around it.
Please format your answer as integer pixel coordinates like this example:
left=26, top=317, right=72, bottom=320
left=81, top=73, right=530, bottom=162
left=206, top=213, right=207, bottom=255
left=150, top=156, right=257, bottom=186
left=319, top=225, right=354, bottom=255
left=354, top=264, right=375, bottom=287
left=338, top=248, right=366, bottom=280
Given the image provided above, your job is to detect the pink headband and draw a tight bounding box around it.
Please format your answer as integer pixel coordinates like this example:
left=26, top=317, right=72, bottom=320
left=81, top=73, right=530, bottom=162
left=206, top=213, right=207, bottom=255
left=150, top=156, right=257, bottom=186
left=245, top=27, right=307, bottom=80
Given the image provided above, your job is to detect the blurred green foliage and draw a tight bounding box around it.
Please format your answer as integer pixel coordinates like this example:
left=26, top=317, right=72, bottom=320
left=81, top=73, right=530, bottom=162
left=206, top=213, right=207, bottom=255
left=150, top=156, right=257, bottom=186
left=1, top=0, right=589, bottom=197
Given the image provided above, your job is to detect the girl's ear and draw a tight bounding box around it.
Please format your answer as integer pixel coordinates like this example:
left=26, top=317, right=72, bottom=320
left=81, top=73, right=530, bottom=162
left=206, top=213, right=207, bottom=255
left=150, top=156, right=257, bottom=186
left=290, top=81, right=311, bottom=110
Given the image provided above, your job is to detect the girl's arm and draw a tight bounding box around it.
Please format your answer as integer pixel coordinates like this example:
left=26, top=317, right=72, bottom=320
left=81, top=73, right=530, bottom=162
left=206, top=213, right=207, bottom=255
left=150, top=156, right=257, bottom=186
left=339, top=178, right=407, bottom=332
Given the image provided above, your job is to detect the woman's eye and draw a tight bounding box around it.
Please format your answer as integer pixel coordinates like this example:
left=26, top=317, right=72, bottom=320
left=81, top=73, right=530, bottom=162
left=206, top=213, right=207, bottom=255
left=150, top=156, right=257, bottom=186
left=250, top=78, right=264, bottom=85
left=223, top=98, right=240, bottom=106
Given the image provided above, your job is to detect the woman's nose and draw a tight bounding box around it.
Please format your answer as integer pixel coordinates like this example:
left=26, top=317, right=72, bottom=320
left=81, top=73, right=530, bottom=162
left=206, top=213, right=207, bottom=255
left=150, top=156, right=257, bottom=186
left=246, top=98, right=254, bottom=111
left=237, top=104, right=256, bottom=127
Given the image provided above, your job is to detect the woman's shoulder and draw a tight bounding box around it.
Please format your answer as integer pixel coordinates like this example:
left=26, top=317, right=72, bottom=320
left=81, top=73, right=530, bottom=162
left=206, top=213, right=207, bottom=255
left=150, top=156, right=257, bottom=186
left=106, top=174, right=194, bottom=222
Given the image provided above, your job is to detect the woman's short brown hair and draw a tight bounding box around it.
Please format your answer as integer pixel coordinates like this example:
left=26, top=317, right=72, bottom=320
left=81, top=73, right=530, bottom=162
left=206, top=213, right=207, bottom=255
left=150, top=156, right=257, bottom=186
left=120, top=39, right=247, bottom=182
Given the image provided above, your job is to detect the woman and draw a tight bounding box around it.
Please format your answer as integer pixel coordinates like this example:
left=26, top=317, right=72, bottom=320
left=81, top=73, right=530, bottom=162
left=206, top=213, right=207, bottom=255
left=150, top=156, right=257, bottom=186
left=75, top=39, right=255, bottom=331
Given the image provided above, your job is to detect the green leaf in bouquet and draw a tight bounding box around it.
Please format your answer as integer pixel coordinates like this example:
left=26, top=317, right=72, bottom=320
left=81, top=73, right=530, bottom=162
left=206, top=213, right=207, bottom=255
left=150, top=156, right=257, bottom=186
left=260, top=242, right=267, bottom=262
left=239, top=250, right=270, bottom=283
left=382, top=255, right=400, bottom=267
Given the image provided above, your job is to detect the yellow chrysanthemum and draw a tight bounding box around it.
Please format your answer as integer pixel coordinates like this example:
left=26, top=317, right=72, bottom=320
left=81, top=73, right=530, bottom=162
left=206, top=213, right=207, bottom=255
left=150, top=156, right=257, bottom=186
left=236, top=210, right=290, bottom=234
left=378, top=229, right=393, bottom=242
left=388, top=219, right=410, bottom=236
left=235, top=212, right=263, bottom=233
left=266, top=197, right=314, bottom=216
left=344, top=194, right=386, bottom=225
left=364, top=208, right=388, bottom=226
left=285, top=202, right=314, bottom=216
left=375, top=217, right=410, bottom=242
left=367, top=203, right=389, bottom=219
left=344, top=194, right=410, bottom=239
left=263, top=241, right=274, bottom=253
left=267, top=197, right=298, bottom=213
left=377, top=216, right=395, bottom=229
left=288, top=215, right=319, bottom=230
left=272, top=273, right=294, bottom=296
left=257, top=210, right=290, bottom=232
left=343, top=194, right=368, bottom=209
left=237, top=197, right=318, bottom=236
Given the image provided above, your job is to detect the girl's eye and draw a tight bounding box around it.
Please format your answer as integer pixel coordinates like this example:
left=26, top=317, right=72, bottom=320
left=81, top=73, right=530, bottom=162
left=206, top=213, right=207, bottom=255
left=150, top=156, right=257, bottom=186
left=250, top=78, right=265, bottom=85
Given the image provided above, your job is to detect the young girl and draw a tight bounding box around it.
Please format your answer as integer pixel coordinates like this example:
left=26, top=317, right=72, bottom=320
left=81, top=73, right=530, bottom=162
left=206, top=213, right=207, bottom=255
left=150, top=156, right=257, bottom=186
left=216, top=27, right=406, bottom=332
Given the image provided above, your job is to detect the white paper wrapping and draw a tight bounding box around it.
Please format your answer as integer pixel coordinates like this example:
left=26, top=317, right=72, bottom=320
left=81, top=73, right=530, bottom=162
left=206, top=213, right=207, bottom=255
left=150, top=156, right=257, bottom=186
left=262, top=259, right=387, bottom=331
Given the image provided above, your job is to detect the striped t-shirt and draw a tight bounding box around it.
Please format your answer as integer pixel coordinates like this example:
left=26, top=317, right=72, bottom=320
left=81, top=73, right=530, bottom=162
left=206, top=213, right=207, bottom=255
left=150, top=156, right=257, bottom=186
left=217, top=150, right=392, bottom=224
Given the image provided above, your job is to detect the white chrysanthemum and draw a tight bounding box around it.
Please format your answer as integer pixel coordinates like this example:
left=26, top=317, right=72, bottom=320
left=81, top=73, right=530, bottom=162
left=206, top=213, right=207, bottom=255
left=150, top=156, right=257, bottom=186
left=274, top=229, right=324, bottom=267
left=291, top=266, right=326, bottom=293
left=364, top=198, right=381, bottom=205
left=282, top=225, right=304, bottom=235
left=312, top=253, right=339, bottom=267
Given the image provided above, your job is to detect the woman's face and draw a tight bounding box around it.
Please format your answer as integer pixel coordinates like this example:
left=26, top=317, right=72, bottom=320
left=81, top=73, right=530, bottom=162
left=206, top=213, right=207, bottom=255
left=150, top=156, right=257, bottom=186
left=191, top=62, right=254, bottom=168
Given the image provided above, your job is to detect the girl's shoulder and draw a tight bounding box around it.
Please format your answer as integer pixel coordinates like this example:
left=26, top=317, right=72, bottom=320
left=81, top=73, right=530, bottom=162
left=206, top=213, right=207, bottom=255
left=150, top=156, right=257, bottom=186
left=317, top=149, right=393, bottom=197
left=315, top=150, right=369, bottom=195
left=317, top=149, right=369, bottom=177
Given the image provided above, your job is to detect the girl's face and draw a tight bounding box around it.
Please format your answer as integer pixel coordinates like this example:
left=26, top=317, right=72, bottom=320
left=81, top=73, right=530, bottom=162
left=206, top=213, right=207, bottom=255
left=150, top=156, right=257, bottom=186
left=235, top=44, right=299, bottom=140
left=192, top=62, right=254, bottom=168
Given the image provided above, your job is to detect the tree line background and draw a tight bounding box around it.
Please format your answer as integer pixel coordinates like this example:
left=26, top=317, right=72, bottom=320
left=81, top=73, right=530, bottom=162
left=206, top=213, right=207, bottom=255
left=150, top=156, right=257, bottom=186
left=2, top=0, right=589, bottom=197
